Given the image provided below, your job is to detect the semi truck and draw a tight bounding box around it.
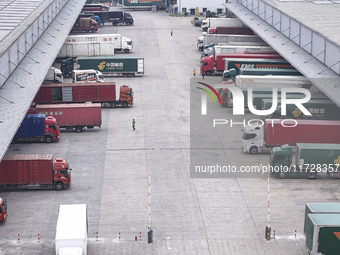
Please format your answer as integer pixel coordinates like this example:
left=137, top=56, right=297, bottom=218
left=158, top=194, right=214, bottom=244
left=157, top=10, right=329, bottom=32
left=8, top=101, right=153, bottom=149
left=201, top=53, right=283, bottom=76
left=72, top=70, right=104, bottom=83
left=239, top=67, right=302, bottom=76
left=44, top=67, right=63, bottom=83
left=208, top=26, right=254, bottom=35
left=57, top=42, right=115, bottom=59
left=0, top=198, right=7, bottom=222
left=14, top=114, right=60, bottom=143
left=65, top=34, right=133, bottom=53
left=55, top=204, right=88, bottom=255
left=71, top=17, right=98, bottom=33
left=270, top=143, right=340, bottom=178
left=35, top=103, right=102, bottom=133
left=76, top=56, right=144, bottom=77
left=0, top=154, right=71, bottom=190
left=305, top=214, right=340, bottom=255
left=34, top=82, right=133, bottom=108
left=201, top=18, right=244, bottom=31
left=224, top=58, right=293, bottom=76
left=269, top=99, right=340, bottom=120
left=242, top=119, right=340, bottom=154
left=84, top=11, right=133, bottom=25
left=201, top=45, right=276, bottom=59
left=200, top=34, right=264, bottom=51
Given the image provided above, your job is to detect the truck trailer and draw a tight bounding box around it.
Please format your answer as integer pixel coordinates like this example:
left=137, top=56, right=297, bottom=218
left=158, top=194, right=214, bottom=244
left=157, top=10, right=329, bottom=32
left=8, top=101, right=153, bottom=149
left=270, top=143, right=340, bottom=178
left=36, top=103, right=102, bottom=133
left=208, top=26, right=254, bottom=35
left=0, top=198, right=7, bottom=222
left=201, top=18, right=244, bottom=31
left=82, top=4, right=109, bottom=11
left=199, top=34, right=264, bottom=51
left=57, top=42, right=115, bottom=59
left=44, top=67, right=63, bottom=83
left=0, top=154, right=71, bottom=190
left=72, top=70, right=104, bottom=83
left=83, top=11, right=133, bottom=25
left=239, top=67, right=302, bottom=76
left=224, top=58, right=293, bottom=75
left=242, top=119, right=340, bottom=154
left=14, top=114, right=60, bottom=143
left=65, top=34, right=133, bottom=53
left=76, top=56, right=144, bottom=77
left=305, top=214, right=340, bottom=255
left=201, top=45, right=276, bottom=59
left=201, top=53, right=283, bottom=76
left=71, top=17, right=98, bottom=33
left=34, top=82, right=133, bottom=108
left=55, top=204, right=88, bottom=255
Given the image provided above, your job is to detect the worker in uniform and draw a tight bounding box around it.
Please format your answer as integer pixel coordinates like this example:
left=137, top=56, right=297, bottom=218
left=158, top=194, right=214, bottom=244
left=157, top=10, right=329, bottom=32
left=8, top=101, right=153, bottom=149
left=132, top=119, right=135, bottom=130
left=193, top=69, right=196, bottom=76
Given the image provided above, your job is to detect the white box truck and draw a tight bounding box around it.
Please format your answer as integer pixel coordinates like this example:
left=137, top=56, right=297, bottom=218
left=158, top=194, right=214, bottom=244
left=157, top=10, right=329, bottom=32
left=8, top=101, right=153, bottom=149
left=55, top=204, right=88, bottom=255
left=57, top=42, right=115, bottom=58
left=44, top=67, right=63, bottom=83
left=65, top=34, right=133, bottom=53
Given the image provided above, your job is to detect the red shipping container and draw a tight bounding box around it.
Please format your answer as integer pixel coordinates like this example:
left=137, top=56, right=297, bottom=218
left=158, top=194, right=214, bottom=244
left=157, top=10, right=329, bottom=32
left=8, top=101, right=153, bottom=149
left=35, top=103, right=102, bottom=127
left=264, top=119, right=340, bottom=146
left=0, top=154, right=53, bottom=185
left=216, top=53, right=283, bottom=72
left=215, top=27, right=254, bottom=35
left=34, top=82, right=116, bottom=104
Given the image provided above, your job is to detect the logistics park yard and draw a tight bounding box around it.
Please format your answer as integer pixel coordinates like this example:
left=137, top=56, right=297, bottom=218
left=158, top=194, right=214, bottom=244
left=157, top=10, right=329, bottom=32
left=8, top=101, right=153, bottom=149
left=0, top=8, right=340, bottom=255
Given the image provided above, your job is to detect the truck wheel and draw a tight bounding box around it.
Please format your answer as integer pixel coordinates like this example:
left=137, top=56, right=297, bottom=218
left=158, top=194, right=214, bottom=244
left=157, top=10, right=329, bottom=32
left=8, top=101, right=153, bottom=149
left=249, top=146, right=258, bottom=155
left=55, top=182, right=63, bottom=191
left=87, top=126, right=94, bottom=129
left=45, top=136, right=53, bottom=143
left=308, top=172, right=317, bottom=179
left=76, top=126, right=83, bottom=133
left=122, top=101, right=128, bottom=108
left=110, top=102, right=117, bottom=108
left=278, top=172, right=286, bottom=179
left=124, top=49, right=129, bottom=53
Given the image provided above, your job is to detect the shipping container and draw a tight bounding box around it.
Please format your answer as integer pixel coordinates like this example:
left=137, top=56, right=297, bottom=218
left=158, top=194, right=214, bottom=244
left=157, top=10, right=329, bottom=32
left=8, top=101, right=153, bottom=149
left=76, top=56, right=144, bottom=77
left=202, top=45, right=276, bottom=59
left=36, top=103, right=102, bottom=133
left=242, top=119, right=340, bottom=154
left=305, top=214, right=340, bottom=255
left=55, top=204, right=88, bottom=255
left=34, top=82, right=133, bottom=108
left=201, top=18, right=244, bottom=31
left=0, top=154, right=71, bottom=190
left=304, top=203, right=340, bottom=235
left=57, top=42, right=115, bottom=58
left=239, top=68, right=302, bottom=76
left=208, top=26, right=254, bottom=35
left=203, top=34, right=264, bottom=47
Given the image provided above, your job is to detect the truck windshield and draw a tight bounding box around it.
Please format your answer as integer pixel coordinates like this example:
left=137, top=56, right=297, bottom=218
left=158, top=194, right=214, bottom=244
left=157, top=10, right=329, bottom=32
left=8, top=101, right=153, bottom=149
left=242, top=132, right=256, bottom=140
left=60, top=170, right=68, bottom=177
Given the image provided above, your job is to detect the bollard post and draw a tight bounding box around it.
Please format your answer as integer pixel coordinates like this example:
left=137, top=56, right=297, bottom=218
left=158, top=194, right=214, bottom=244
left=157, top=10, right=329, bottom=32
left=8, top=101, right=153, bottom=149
left=17, top=234, right=20, bottom=243
left=96, top=232, right=98, bottom=242
left=135, top=236, right=137, bottom=241
left=139, top=232, right=142, bottom=240
left=295, top=230, right=296, bottom=238
left=119, top=232, right=121, bottom=241
left=273, top=230, right=275, bottom=238
left=38, top=233, right=40, bottom=243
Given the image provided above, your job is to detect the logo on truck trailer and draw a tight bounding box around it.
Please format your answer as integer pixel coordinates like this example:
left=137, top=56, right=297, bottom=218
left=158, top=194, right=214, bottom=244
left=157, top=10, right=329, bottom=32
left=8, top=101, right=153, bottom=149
left=98, top=61, right=124, bottom=70
left=197, top=82, right=312, bottom=116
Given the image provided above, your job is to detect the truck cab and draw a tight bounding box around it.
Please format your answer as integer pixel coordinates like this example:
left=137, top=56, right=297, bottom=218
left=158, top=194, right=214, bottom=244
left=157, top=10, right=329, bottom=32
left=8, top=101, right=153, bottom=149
left=242, top=125, right=268, bottom=154
left=201, top=19, right=209, bottom=31
left=61, top=58, right=73, bottom=78
left=124, top=12, right=133, bottom=25
left=45, top=116, right=60, bottom=142
left=200, top=55, right=215, bottom=75
left=196, top=32, right=206, bottom=51
left=53, top=158, right=72, bottom=190
left=270, top=145, right=293, bottom=177
left=120, top=85, right=133, bottom=108
left=122, top=37, right=133, bottom=52
left=0, top=198, right=7, bottom=222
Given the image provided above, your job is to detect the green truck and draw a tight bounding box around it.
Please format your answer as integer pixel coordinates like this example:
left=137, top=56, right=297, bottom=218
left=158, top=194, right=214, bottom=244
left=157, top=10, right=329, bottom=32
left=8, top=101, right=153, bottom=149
left=239, top=68, right=302, bottom=76
left=75, top=56, right=144, bottom=77
left=305, top=214, right=340, bottom=255
left=270, top=143, right=340, bottom=178
left=304, top=203, right=340, bottom=236
left=269, top=99, right=340, bottom=120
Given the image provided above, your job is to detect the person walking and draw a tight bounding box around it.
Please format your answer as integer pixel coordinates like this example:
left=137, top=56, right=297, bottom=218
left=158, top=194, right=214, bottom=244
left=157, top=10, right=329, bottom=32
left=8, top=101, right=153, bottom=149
left=193, top=69, right=196, bottom=77
left=132, top=119, right=135, bottom=130
left=170, top=30, right=173, bottom=36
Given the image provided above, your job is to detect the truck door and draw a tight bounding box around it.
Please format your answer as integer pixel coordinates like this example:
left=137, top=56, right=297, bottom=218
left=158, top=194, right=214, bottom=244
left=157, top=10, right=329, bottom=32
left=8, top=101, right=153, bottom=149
left=62, top=87, right=73, bottom=102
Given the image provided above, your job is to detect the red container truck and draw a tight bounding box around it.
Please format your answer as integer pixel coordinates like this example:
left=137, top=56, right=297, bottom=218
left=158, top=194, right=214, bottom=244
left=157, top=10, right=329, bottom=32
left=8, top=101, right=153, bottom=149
left=34, top=82, right=133, bottom=108
left=0, top=154, right=71, bottom=190
left=0, top=197, right=7, bottom=222
left=242, top=119, right=340, bottom=154
left=71, top=17, right=98, bottom=33
left=35, top=103, right=102, bottom=133
left=201, top=53, right=283, bottom=76
left=208, top=27, right=254, bottom=35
